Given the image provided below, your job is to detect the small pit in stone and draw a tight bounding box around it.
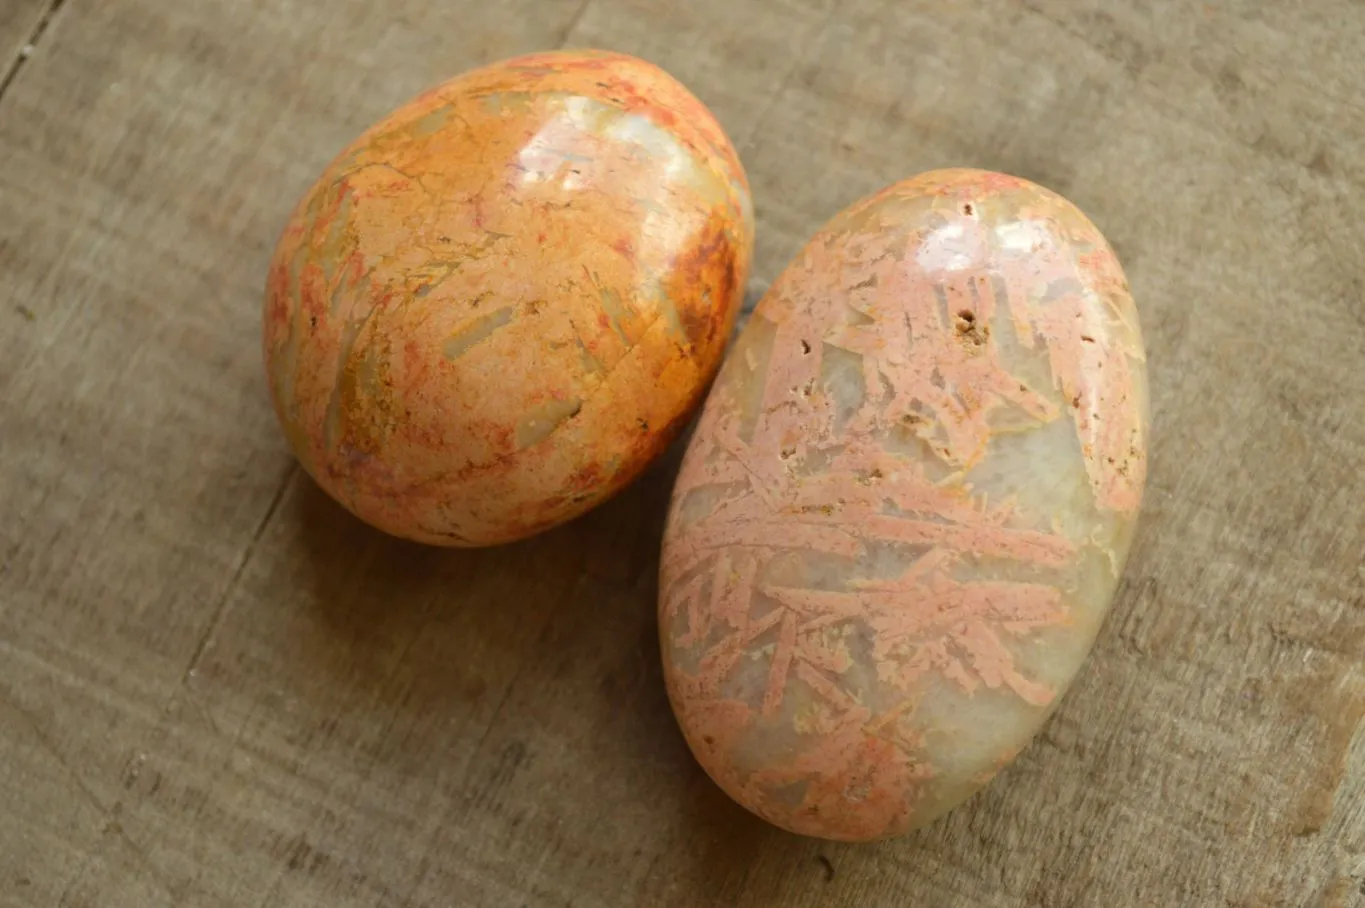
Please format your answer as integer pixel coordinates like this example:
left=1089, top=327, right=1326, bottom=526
left=954, top=309, right=988, bottom=346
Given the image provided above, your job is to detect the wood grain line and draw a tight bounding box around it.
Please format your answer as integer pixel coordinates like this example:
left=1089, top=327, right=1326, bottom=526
left=180, top=463, right=299, bottom=685
left=0, top=0, right=64, bottom=102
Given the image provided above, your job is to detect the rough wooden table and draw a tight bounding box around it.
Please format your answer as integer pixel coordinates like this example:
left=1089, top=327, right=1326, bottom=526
left=2, top=1, right=1363, bottom=905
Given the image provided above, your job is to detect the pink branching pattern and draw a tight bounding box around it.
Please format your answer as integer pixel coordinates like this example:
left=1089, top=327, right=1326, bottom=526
left=660, top=171, right=1147, bottom=839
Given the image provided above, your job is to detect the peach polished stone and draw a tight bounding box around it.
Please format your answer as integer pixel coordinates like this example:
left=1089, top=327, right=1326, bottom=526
left=659, top=169, right=1149, bottom=840
left=264, top=50, right=753, bottom=545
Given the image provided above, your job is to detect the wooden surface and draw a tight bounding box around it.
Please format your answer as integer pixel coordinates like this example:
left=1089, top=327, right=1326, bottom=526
left=1, top=0, right=1362, bottom=905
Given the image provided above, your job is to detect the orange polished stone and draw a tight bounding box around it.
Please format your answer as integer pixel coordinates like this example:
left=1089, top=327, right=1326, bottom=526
left=659, top=170, right=1149, bottom=840
left=264, top=50, right=753, bottom=545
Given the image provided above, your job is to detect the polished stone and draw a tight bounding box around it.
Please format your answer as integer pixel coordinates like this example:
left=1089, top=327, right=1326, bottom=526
left=265, top=50, right=753, bottom=545
left=660, top=169, right=1149, bottom=840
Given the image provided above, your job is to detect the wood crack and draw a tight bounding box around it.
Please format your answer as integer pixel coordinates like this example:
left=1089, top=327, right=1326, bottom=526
left=180, top=462, right=299, bottom=684
left=0, top=0, right=66, bottom=104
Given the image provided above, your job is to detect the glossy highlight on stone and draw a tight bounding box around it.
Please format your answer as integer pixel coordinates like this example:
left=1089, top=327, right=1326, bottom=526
left=264, top=50, right=753, bottom=545
left=659, top=169, right=1148, bottom=840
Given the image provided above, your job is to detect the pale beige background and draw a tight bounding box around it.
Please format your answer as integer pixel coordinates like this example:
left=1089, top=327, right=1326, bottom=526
left=1, top=1, right=1362, bottom=905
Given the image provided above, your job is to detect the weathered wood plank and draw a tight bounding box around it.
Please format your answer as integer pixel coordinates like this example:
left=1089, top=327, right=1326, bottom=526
left=0, top=0, right=1361, bottom=905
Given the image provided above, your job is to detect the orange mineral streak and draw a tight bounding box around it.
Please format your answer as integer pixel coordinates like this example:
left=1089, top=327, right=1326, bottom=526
left=264, top=50, right=753, bottom=545
left=659, top=169, right=1148, bottom=840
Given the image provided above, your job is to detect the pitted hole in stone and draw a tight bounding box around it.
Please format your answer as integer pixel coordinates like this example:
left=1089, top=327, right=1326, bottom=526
left=954, top=309, right=989, bottom=347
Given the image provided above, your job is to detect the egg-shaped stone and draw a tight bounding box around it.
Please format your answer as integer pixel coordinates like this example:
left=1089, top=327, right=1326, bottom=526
left=659, top=169, right=1148, bottom=840
left=264, top=50, right=752, bottom=545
